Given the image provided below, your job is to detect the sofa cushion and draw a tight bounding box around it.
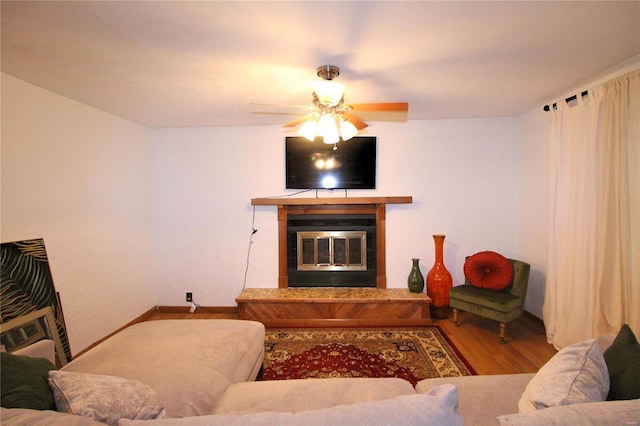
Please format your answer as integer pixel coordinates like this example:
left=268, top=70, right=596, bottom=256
left=464, top=251, right=514, bottom=290
left=603, top=324, right=640, bottom=400
left=416, top=373, right=534, bottom=426
left=215, top=377, right=415, bottom=414
left=48, top=371, right=166, bottom=426
left=119, top=384, right=463, bottom=426
left=0, top=352, right=57, bottom=410
left=518, top=339, right=609, bottom=412
left=0, top=407, right=105, bottom=425
left=498, top=398, right=640, bottom=425
left=449, top=284, right=522, bottom=313
left=13, top=339, right=56, bottom=365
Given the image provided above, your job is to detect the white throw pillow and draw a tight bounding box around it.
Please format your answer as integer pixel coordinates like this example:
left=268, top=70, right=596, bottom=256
left=518, top=339, right=609, bottom=413
left=119, top=384, right=463, bottom=426
left=48, top=370, right=166, bottom=426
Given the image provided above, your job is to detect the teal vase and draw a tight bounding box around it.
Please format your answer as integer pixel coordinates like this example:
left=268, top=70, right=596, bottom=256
left=407, top=258, right=425, bottom=293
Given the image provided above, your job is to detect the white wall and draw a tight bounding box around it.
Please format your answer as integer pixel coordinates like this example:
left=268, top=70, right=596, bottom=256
left=1, top=74, right=156, bottom=355
left=151, top=118, right=520, bottom=307
left=517, top=108, right=550, bottom=318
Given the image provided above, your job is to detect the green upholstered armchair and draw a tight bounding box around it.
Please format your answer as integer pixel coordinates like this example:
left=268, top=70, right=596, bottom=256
left=449, top=258, right=531, bottom=343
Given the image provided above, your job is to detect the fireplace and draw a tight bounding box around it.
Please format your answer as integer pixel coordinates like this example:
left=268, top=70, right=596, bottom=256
left=250, top=196, right=413, bottom=289
left=287, top=214, right=377, bottom=287
left=296, top=231, right=367, bottom=271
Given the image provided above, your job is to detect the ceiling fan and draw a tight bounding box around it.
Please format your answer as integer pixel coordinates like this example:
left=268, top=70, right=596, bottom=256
left=260, top=65, right=408, bottom=146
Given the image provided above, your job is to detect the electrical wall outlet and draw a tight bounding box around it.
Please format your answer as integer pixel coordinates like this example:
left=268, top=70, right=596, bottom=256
left=186, top=292, right=193, bottom=303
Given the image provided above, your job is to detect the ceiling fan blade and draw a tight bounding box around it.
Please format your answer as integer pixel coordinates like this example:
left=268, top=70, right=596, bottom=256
left=282, top=114, right=315, bottom=128
left=251, top=102, right=314, bottom=110
left=251, top=111, right=307, bottom=117
left=349, top=102, right=409, bottom=112
left=342, top=112, right=369, bottom=130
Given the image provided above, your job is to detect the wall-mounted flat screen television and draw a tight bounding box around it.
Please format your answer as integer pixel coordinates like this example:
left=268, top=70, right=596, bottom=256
left=285, top=136, right=377, bottom=190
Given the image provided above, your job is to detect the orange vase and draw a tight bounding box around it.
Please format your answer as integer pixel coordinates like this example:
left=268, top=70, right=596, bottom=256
left=426, top=234, right=453, bottom=319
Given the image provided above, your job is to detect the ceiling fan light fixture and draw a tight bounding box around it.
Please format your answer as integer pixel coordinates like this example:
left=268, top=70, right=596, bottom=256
left=339, top=118, right=358, bottom=141
left=317, top=113, right=335, bottom=135
left=317, top=114, right=340, bottom=144
left=316, top=65, right=340, bottom=80
left=267, top=64, right=408, bottom=144
left=323, top=132, right=340, bottom=145
left=312, top=81, right=345, bottom=106
left=299, top=118, right=318, bottom=141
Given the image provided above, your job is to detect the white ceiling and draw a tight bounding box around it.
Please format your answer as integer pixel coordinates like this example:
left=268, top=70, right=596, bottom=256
left=2, top=1, right=639, bottom=128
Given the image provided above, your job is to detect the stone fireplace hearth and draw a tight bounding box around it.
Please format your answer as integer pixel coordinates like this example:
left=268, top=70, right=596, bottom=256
left=250, top=196, right=413, bottom=289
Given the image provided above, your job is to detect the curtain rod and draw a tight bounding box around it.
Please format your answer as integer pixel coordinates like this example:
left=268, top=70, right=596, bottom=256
left=543, top=90, right=589, bottom=111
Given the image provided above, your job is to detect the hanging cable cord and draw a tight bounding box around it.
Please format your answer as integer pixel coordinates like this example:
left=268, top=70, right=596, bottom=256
left=263, top=188, right=314, bottom=198
left=241, top=187, right=344, bottom=292
left=242, top=188, right=315, bottom=291
left=242, top=205, right=258, bottom=293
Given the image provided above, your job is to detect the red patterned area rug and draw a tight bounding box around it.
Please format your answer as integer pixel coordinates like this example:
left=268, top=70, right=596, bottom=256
left=260, top=327, right=475, bottom=386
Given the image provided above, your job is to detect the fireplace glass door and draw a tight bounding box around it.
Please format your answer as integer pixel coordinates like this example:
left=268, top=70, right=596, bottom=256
left=297, top=231, right=367, bottom=271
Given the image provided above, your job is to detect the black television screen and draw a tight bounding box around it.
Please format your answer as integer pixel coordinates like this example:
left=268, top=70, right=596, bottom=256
left=285, top=136, right=376, bottom=189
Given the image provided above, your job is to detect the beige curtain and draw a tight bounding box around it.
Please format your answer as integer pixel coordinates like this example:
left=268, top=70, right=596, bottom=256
left=544, top=70, right=640, bottom=350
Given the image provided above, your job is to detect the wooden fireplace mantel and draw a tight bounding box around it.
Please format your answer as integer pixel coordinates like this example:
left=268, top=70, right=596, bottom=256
left=251, top=196, right=413, bottom=288
left=251, top=196, right=412, bottom=206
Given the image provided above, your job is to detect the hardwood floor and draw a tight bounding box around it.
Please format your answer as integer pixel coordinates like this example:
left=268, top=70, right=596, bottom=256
left=434, top=311, right=557, bottom=375
left=148, top=308, right=557, bottom=376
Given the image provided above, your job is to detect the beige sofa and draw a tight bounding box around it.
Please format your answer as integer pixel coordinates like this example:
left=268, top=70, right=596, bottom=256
left=125, top=332, right=639, bottom=425
left=2, top=319, right=265, bottom=425
left=2, top=322, right=639, bottom=425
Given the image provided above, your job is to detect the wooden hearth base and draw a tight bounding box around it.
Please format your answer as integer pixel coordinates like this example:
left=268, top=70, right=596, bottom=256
left=236, top=288, right=432, bottom=327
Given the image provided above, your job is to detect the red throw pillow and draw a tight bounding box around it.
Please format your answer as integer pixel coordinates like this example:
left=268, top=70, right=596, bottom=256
left=464, top=251, right=514, bottom=291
